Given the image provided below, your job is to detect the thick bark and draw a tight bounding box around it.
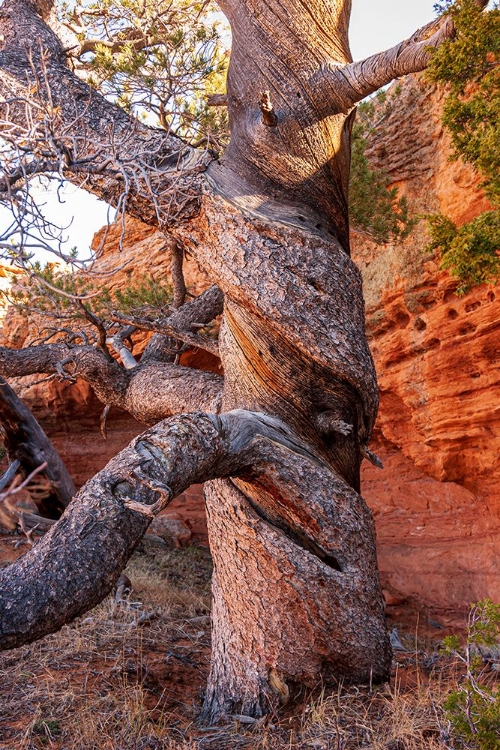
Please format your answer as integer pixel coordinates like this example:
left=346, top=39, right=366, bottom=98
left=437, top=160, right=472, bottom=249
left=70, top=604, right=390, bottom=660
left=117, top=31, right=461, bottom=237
left=0, top=376, right=75, bottom=517
left=0, top=343, right=222, bottom=424
left=0, top=409, right=335, bottom=648
left=0, top=0, right=210, bottom=225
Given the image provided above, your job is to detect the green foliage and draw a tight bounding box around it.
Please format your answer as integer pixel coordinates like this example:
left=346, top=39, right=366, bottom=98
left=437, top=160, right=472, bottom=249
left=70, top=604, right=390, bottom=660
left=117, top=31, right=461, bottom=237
left=104, top=275, right=173, bottom=315
left=427, top=210, right=500, bottom=293
left=60, top=0, right=229, bottom=148
left=428, top=0, right=500, bottom=204
left=7, top=261, right=174, bottom=335
left=425, top=1, right=500, bottom=289
left=441, top=599, right=500, bottom=748
left=349, top=97, right=417, bottom=244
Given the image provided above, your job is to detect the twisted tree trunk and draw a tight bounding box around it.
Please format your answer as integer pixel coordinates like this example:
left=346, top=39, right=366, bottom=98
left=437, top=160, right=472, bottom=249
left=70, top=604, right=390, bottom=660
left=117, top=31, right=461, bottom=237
left=0, top=0, right=470, bottom=725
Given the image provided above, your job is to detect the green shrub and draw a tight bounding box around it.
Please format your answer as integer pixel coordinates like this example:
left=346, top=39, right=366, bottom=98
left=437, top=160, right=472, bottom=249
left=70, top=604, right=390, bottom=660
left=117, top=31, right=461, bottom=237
left=441, top=599, right=500, bottom=748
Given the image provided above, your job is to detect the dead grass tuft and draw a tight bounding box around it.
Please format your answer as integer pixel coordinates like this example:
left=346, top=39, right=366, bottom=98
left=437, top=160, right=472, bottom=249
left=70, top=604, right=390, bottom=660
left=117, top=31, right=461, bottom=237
left=0, top=537, right=482, bottom=749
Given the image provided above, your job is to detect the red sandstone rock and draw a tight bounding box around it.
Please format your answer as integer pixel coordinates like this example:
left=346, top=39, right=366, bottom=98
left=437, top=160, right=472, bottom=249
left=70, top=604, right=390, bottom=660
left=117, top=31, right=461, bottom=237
left=147, top=514, right=192, bottom=548
left=353, top=75, right=500, bottom=615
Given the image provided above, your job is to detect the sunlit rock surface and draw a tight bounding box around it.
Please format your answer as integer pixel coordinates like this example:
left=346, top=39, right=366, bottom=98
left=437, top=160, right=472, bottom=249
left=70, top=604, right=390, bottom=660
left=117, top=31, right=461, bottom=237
left=353, top=76, right=499, bottom=615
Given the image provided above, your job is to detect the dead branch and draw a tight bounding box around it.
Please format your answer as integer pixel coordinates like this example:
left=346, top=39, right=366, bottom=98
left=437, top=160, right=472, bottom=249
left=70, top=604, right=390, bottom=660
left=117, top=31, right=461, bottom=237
left=0, top=375, right=74, bottom=518
left=109, top=310, right=219, bottom=356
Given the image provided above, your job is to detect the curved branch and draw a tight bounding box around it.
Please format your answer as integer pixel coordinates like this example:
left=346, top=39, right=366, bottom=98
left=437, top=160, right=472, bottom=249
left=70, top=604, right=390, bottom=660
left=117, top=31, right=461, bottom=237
left=76, top=34, right=162, bottom=57
left=325, top=15, right=456, bottom=109
left=141, top=284, right=223, bottom=364
left=0, top=339, right=223, bottom=424
left=110, top=311, right=219, bottom=356
left=123, top=362, right=223, bottom=423
left=0, top=0, right=211, bottom=226
left=0, top=409, right=320, bottom=650
left=329, top=0, right=489, bottom=108
left=0, top=343, right=129, bottom=408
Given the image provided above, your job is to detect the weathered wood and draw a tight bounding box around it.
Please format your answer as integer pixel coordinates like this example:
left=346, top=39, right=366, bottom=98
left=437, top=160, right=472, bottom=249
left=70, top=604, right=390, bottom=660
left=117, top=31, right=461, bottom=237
left=0, top=0, right=475, bottom=724
left=0, top=287, right=224, bottom=424
left=0, top=409, right=341, bottom=649
left=0, top=377, right=75, bottom=518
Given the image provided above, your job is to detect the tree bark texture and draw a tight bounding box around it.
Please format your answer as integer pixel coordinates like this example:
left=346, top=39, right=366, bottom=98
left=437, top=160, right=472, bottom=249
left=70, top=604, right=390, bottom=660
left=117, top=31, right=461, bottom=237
left=0, top=0, right=466, bottom=723
left=0, top=376, right=75, bottom=517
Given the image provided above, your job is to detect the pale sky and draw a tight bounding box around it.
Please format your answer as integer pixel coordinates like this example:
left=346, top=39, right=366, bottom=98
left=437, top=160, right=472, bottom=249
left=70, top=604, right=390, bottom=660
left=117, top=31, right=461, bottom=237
left=0, top=0, right=440, bottom=260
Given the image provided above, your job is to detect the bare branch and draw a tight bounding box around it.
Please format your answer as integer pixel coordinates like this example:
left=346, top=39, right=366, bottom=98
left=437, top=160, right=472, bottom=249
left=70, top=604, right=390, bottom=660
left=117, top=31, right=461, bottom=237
left=206, top=93, right=228, bottom=107
left=0, top=462, right=47, bottom=503
left=324, top=15, right=456, bottom=108
left=0, top=376, right=74, bottom=518
left=105, top=334, right=138, bottom=369
left=0, top=460, right=21, bottom=493
left=0, top=409, right=321, bottom=649
left=142, top=284, right=223, bottom=363
left=109, top=310, right=219, bottom=356
left=0, top=337, right=222, bottom=424
left=170, top=242, right=187, bottom=309
left=0, top=0, right=212, bottom=236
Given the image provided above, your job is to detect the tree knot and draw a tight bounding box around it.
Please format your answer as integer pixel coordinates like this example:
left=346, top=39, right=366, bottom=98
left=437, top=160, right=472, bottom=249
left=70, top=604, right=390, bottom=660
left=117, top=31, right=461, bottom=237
left=259, top=91, right=278, bottom=127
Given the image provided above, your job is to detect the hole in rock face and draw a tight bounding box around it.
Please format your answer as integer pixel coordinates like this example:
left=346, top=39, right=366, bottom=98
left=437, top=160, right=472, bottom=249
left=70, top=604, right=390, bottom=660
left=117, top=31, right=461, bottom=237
left=422, top=299, right=436, bottom=310
left=395, top=311, right=411, bottom=328
left=458, top=323, right=477, bottom=336
left=414, top=317, right=427, bottom=331
left=443, top=289, right=456, bottom=303
left=448, top=309, right=459, bottom=320
left=465, top=300, right=481, bottom=313
left=470, top=371, right=481, bottom=379
left=488, top=291, right=496, bottom=302
left=426, top=338, right=441, bottom=349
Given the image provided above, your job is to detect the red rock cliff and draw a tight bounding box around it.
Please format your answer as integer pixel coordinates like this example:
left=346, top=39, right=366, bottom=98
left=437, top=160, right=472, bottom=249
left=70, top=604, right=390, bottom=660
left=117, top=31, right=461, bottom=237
left=353, top=76, right=500, bottom=616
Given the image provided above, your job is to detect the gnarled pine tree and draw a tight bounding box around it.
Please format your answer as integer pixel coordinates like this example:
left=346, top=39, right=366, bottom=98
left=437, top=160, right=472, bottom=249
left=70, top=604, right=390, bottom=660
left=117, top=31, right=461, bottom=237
left=0, top=0, right=486, bottom=723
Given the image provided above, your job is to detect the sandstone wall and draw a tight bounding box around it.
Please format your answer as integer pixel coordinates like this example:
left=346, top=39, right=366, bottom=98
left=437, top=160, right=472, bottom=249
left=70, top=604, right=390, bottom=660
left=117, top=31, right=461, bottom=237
left=354, top=76, right=500, bottom=616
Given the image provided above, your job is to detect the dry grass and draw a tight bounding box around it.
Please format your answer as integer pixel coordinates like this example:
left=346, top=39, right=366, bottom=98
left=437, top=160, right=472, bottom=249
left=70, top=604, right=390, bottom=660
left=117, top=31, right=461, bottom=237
left=0, top=536, right=476, bottom=749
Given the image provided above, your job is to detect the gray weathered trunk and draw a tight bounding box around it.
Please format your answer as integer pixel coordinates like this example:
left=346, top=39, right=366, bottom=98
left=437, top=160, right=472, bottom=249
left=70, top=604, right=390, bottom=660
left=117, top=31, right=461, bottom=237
left=0, top=0, right=466, bottom=724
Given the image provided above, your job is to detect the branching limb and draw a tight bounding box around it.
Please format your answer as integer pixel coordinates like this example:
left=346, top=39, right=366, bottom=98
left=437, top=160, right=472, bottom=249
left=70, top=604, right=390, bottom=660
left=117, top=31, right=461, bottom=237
left=325, top=16, right=455, bottom=109
left=322, top=1, right=488, bottom=110
left=0, top=409, right=313, bottom=650
left=141, top=284, right=223, bottom=364
left=109, top=311, right=219, bottom=356
left=0, top=0, right=211, bottom=231
left=0, top=333, right=223, bottom=424
left=0, top=343, right=129, bottom=408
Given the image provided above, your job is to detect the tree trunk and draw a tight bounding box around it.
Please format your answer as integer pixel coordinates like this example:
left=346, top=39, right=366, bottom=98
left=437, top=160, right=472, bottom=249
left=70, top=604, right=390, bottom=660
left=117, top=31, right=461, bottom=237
left=183, top=193, right=390, bottom=720
left=180, top=0, right=391, bottom=718
left=0, top=0, right=467, bottom=725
